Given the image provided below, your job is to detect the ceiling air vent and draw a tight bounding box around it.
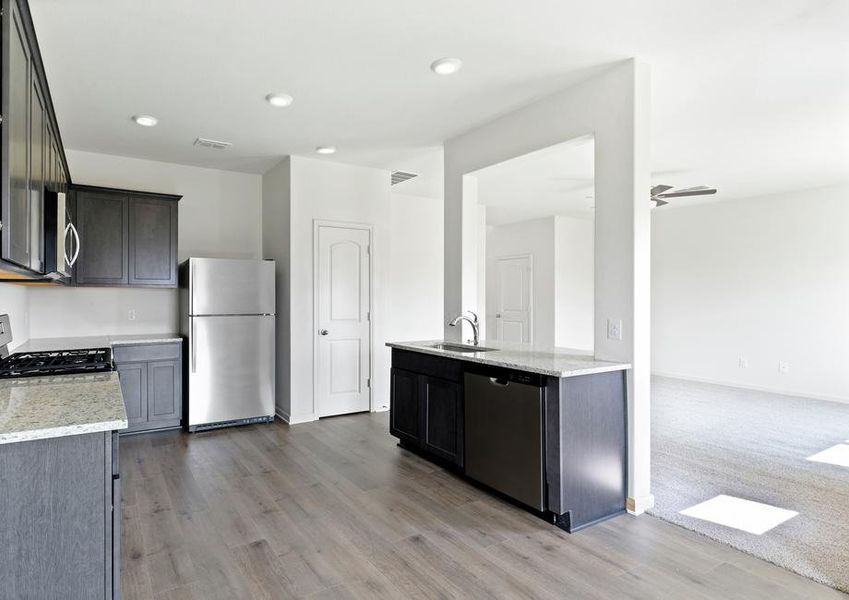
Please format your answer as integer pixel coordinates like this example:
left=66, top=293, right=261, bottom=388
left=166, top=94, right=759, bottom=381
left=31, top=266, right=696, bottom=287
left=391, top=170, right=418, bottom=186
left=194, top=137, right=232, bottom=150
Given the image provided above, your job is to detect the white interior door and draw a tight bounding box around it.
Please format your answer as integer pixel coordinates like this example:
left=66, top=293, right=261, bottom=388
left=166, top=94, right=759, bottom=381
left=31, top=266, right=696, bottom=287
left=315, top=225, right=371, bottom=417
left=495, top=255, right=533, bottom=343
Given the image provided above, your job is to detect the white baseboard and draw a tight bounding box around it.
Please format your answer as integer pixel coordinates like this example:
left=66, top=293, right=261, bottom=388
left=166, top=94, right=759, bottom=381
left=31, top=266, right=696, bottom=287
left=275, top=407, right=317, bottom=425
left=627, top=494, right=655, bottom=515
left=651, top=371, right=849, bottom=405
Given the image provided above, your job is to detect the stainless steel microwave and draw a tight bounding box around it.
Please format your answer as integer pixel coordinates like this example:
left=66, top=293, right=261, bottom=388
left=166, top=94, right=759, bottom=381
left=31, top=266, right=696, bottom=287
left=43, top=190, right=78, bottom=280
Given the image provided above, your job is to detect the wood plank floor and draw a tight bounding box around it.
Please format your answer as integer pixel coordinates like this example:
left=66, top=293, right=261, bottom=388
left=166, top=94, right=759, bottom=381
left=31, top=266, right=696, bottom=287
left=120, top=413, right=846, bottom=599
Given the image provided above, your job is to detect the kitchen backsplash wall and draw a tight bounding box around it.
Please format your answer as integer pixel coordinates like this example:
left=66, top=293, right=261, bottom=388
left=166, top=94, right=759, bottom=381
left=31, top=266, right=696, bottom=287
left=0, top=284, right=32, bottom=350
left=28, top=286, right=178, bottom=338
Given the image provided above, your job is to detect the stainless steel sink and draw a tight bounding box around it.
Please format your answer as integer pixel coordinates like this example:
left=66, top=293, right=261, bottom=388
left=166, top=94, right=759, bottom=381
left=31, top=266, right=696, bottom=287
left=427, top=342, right=499, bottom=353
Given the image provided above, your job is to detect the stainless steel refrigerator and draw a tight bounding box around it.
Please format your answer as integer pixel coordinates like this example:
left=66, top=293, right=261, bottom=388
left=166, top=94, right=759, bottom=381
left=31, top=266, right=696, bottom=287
left=180, top=257, right=275, bottom=431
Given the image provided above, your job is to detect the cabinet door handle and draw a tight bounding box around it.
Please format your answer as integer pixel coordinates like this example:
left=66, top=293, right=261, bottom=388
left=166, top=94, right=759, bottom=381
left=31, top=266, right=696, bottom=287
left=63, top=222, right=72, bottom=267
left=68, top=222, right=81, bottom=266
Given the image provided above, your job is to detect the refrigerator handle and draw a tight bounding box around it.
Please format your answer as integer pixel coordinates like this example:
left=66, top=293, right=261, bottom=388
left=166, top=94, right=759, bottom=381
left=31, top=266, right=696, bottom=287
left=191, top=318, right=197, bottom=373
left=190, top=261, right=195, bottom=315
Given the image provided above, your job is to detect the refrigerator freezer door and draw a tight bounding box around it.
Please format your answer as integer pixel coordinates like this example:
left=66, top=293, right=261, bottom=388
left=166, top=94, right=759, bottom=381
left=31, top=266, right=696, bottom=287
left=187, top=315, right=275, bottom=426
left=190, top=257, right=275, bottom=316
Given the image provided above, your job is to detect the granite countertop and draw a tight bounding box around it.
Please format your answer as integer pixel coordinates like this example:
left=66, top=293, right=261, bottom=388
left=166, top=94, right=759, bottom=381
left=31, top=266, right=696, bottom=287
left=0, top=372, right=128, bottom=444
left=16, top=333, right=182, bottom=353
left=386, top=340, right=631, bottom=378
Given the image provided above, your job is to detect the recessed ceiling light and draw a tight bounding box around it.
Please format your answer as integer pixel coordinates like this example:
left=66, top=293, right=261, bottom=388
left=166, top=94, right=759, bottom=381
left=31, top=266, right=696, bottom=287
left=265, top=93, right=293, bottom=107
left=315, top=146, right=337, bottom=155
left=430, top=57, right=463, bottom=75
left=132, top=114, right=158, bottom=127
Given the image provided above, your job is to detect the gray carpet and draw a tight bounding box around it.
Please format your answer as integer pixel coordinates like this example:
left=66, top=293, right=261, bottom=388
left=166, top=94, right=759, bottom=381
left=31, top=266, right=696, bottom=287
left=649, top=376, right=849, bottom=593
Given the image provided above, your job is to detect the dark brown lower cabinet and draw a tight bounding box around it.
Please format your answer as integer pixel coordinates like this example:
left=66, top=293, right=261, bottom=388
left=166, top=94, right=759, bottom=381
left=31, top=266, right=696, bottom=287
left=0, top=430, right=120, bottom=599
left=114, top=342, right=182, bottom=434
left=389, top=351, right=464, bottom=467
left=421, top=375, right=463, bottom=465
left=389, top=368, right=420, bottom=444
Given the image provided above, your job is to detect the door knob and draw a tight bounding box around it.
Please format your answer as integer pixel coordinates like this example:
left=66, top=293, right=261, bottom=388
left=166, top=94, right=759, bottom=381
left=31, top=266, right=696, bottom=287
left=320, top=329, right=329, bottom=336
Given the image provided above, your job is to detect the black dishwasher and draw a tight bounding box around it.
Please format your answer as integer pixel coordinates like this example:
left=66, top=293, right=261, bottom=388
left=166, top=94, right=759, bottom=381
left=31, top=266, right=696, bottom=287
left=464, top=369, right=545, bottom=511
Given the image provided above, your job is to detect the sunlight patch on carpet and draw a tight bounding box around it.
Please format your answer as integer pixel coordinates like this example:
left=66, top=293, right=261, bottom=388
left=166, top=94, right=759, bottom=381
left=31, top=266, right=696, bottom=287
left=807, top=443, right=849, bottom=468
left=679, top=495, right=798, bottom=535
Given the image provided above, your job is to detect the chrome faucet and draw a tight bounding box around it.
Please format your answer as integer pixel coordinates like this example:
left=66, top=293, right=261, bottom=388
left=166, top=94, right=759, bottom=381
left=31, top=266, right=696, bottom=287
left=449, top=310, right=480, bottom=346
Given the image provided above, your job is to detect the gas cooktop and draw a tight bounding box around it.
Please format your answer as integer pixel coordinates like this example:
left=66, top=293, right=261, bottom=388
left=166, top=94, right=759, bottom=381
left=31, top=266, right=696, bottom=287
left=0, top=348, right=115, bottom=379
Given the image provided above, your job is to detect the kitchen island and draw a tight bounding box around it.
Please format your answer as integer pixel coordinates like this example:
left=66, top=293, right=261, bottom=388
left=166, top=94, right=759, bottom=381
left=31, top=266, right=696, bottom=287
left=0, top=372, right=127, bottom=598
left=387, top=339, right=631, bottom=532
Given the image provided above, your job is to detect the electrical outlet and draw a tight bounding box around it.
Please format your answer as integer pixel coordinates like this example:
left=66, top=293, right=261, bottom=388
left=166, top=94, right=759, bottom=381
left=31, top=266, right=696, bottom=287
left=128, top=309, right=136, bottom=321
left=778, top=361, right=790, bottom=374
left=738, top=356, right=748, bottom=369
left=607, top=319, right=622, bottom=341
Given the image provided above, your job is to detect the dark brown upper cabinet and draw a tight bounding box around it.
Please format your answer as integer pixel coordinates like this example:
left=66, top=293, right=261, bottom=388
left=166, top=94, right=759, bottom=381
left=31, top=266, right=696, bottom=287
left=74, top=190, right=129, bottom=285
left=72, top=185, right=180, bottom=288
left=0, top=0, right=72, bottom=279
left=128, top=195, right=178, bottom=287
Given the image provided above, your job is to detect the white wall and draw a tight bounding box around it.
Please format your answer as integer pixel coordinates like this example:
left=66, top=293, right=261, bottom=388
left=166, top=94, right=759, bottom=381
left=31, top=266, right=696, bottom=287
left=555, top=215, right=594, bottom=351
left=262, top=157, right=292, bottom=419
left=485, top=217, right=556, bottom=345
left=444, top=60, right=653, bottom=512
left=386, top=191, right=445, bottom=382
left=287, top=156, right=392, bottom=423
left=482, top=215, right=594, bottom=351
left=261, top=157, right=445, bottom=423
left=652, top=184, right=849, bottom=402
left=0, top=284, right=30, bottom=350
left=28, top=150, right=263, bottom=338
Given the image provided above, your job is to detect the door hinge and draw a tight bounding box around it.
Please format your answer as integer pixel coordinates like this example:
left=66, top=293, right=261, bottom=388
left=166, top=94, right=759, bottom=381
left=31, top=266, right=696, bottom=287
left=367, top=378, right=371, bottom=388
left=366, top=245, right=371, bottom=256
left=366, top=311, right=370, bottom=321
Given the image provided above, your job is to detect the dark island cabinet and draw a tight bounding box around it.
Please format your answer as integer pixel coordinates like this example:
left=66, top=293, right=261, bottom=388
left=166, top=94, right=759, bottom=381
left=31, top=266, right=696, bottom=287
left=390, top=350, right=464, bottom=467
left=1, top=0, right=72, bottom=279
left=421, top=375, right=463, bottom=464
left=0, top=430, right=121, bottom=599
left=390, top=368, right=420, bottom=443
left=71, top=185, right=180, bottom=288
left=114, top=342, right=182, bottom=433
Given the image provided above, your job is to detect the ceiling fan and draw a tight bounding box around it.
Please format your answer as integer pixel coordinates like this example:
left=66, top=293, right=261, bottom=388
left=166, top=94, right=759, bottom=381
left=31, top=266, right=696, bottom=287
left=651, top=184, right=717, bottom=207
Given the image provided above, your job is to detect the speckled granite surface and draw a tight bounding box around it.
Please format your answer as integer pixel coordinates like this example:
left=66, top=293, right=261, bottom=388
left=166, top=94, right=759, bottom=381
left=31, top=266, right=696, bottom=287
left=0, top=372, right=127, bottom=444
left=16, top=333, right=182, bottom=353
left=386, top=340, right=631, bottom=377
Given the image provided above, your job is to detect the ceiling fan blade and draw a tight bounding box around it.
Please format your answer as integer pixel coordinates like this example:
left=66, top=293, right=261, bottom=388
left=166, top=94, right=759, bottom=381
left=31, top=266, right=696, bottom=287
left=650, top=184, right=673, bottom=196
left=657, top=187, right=717, bottom=199
left=652, top=198, right=669, bottom=207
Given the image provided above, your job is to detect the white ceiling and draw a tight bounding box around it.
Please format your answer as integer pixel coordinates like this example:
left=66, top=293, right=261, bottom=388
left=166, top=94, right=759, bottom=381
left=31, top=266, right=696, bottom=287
left=31, top=0, right=849, bottom=205
left=474, top=137, right=595, bottom=225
